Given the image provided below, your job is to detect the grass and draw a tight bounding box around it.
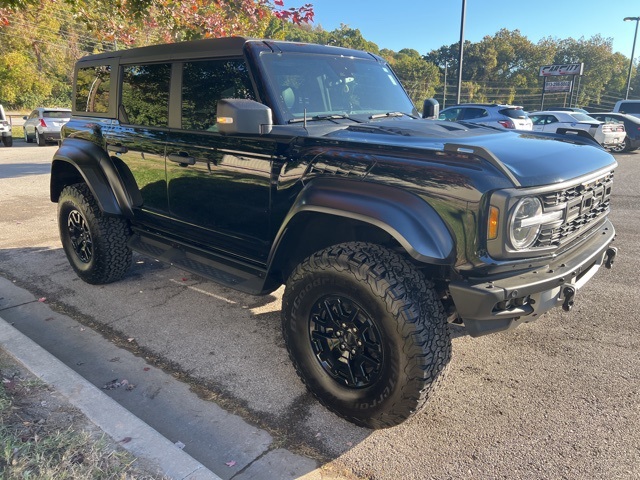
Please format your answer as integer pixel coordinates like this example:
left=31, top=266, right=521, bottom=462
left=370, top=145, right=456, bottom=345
left=0, top=354, right=165, bottom=479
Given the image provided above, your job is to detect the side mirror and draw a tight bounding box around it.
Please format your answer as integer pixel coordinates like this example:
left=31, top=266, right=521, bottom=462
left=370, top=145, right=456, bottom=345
left=217, top=99, right=273, bottom=135
left=422, top=98, right=440, bottom=119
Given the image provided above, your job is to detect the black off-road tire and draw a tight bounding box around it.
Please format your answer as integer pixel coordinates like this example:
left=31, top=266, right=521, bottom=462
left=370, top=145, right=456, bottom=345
left=58, top=183, right=132, bottom=284
left=282, top=242, right=451, bottom=429
left=2, top=135, right=13, bottom=147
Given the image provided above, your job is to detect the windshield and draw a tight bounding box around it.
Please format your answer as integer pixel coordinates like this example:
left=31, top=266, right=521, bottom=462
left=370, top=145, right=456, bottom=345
left=258, top=52, right=418, bottom=123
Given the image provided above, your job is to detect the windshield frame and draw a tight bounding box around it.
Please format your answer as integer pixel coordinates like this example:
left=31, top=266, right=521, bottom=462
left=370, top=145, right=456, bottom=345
left=255, top=51, right=418, bottom=125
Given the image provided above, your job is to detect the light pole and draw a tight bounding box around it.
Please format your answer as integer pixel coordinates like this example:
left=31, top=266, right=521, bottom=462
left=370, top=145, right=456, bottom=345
left=624, top=16, right=640, bottom=100
left=457, top=0, right=467, bottom=104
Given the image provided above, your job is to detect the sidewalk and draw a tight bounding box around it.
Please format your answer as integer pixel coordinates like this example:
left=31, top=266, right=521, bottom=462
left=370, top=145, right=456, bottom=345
left=0, top=277, right=324, bottom=480
left=0, top=314, right=221, bottom=480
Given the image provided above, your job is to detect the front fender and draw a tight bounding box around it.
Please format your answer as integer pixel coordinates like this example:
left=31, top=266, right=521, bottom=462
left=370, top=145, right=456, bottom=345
left=270, top=177, right=456, bottom=265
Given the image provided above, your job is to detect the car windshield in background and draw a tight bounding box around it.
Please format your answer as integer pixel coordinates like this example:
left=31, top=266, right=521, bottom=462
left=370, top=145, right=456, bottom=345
left=44, top=111, right=70, bottom=119
left=499, top=108, right=527, bottom=119
left=258, top=53, right=417, bottom=122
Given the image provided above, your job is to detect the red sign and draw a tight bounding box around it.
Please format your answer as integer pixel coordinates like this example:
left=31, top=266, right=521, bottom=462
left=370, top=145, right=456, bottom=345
left=539, top=63, right=584, bottom=77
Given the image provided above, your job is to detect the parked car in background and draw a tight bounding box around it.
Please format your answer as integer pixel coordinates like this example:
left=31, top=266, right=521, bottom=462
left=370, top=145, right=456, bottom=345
left=438, top=103, right=533, bottom=130
left=613, top=99, right=640, bottom=118
left=529, top=110, right=625, bottom=150
left=0, top=104, right=12, bottom=147
left=546, top=106, right=590, bottom=114
left=589, top=112, right=640, bottom=153
left=23, top=107, right=71, bottom=146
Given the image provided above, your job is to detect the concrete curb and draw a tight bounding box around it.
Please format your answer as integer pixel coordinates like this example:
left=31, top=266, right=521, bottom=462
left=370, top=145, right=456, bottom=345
left=0, top=315, right=222, bottom=480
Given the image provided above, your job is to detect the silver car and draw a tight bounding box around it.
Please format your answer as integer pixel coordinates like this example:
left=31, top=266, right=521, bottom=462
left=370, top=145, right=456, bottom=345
left=438, top=103, right=533, bottom=130
left=23, top=107, right=71, bottom=146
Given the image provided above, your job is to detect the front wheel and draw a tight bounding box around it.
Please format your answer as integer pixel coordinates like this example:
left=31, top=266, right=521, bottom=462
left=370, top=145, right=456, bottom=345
left=2, top=135, right=12, bottom=147
left=58, top=184, right=132, bottom=284
left=282, top=242, right=451, bottom=428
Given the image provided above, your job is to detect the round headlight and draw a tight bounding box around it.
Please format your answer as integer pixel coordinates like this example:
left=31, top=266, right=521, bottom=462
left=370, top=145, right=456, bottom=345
left=509, top=197, right=543, bottom=250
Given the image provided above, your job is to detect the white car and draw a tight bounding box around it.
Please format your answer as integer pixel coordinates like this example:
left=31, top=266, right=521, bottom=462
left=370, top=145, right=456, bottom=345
left=0, top=104, right=12, bottom=147
left=23, top=107, right=71, bottom=146
left=529, top=111, right=625, bottom=149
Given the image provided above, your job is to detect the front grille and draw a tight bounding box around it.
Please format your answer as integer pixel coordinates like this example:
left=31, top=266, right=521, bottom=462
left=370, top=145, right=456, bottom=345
left=536, top=171, right=613, bottom=248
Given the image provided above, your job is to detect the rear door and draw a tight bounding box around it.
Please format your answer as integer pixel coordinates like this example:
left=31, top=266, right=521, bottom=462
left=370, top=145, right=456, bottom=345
left=104, top=62, right=172, bottom=223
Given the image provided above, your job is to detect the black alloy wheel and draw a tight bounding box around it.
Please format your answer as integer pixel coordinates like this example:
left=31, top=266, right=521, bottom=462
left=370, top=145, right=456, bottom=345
left=309, top=295, right=384, bottom=389
left=67, top=209, right=93, bottom=263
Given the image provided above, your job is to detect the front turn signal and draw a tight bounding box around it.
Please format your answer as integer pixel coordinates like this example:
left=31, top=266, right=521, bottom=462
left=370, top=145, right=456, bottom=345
left=488, top=206, right=499, bottom=240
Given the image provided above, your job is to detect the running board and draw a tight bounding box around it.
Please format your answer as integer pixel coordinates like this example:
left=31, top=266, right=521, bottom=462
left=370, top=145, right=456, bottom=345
left=129, top=231, right=268, bottom=294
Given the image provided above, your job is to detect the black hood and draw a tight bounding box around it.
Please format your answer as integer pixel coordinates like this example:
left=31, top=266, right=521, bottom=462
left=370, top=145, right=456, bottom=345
left=324, top=119, right=618, bottom=188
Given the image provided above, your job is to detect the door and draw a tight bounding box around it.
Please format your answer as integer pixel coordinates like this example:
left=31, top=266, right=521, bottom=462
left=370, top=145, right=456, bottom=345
left=165, top=58, right=277, bottom=263
left=104, top=62, right=172, bottom=223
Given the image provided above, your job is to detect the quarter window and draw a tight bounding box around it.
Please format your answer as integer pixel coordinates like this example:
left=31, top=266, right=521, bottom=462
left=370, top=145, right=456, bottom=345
left=181, top=59, right=255, bottom=131
left=121, top=63, right=171, bottom=127
left=75, top=65, right=111, bottom=113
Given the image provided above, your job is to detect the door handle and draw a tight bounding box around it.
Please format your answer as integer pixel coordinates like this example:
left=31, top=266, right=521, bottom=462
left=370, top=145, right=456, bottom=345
left=168, top=153, right=196, bottom=166
left=107, top=144, right=128, bottom=154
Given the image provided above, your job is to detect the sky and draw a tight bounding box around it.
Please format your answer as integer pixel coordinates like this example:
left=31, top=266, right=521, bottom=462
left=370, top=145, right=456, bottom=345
left=294, top=0, right=640, bottom=59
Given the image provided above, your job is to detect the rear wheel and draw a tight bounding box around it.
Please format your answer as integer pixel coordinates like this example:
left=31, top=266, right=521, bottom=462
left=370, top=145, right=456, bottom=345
left=36, top=130, right=46, bottom=146
left=24, top=129, right=33, bottom=143
left=2, top=135, right=12, bottom=147
left=282, top=242, right=451, bottom=428
left=610, top=136, right=629, bottom=153
left=58, top=183, right=132, bottom=284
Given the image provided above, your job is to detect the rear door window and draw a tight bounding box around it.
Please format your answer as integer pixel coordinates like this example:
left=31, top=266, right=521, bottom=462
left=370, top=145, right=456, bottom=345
left=121, top=63, right=171, bottom=127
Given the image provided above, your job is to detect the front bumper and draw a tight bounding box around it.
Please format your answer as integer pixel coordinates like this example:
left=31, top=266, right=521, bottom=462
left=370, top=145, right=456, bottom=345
left=449, top=219, right=616, bottom=337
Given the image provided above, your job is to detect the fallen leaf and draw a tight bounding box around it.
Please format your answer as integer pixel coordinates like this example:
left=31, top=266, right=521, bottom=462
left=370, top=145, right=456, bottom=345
left=127, top=337, right=134, bottom=342
left=38, top=297, right=46, bottom=302
left=143, top=367, right=150, bottom=371
left=225, top=460, right=237, bottom=467
left=109, top=357, right=120, bottom=362
left=119, top=437, right=132, bottom=444
left=44, top=317, right=54, bottom=321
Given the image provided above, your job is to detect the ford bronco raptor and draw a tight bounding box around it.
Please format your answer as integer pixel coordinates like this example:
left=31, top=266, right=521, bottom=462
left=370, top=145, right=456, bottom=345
left=50, top=38, right=617, bottom=428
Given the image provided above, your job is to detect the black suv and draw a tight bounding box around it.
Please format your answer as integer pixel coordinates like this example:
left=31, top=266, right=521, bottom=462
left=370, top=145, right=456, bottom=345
left=51, top=37, right=618, bottom=428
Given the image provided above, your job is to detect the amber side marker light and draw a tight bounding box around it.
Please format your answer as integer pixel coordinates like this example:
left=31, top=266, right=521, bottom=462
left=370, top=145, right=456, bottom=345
left=488, top=206, right=499, bottom=240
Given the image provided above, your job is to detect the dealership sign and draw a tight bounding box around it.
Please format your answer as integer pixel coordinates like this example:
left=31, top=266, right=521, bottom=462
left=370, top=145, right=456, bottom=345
left=544, top=80, right=573, bottom=92
left=539, top=63, right=584, bottom=76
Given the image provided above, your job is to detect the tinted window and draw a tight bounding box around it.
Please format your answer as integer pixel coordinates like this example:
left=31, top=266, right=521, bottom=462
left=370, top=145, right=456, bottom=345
left=569, top=113, right=595, bottom=122
left=499, top=108, right=527, bottom=119
left=619, top=102, right=640, bottom=114
left=439, top=108, right=462, bottom=121
left=121, top=63, right=171, bottom=127
left=181, top=59, right=255, bottom=131
left=43, top=111, right=71, bottom=119
left=75, top=65, right=111, bottom=113
left=462, top=108, right=488, bottom=120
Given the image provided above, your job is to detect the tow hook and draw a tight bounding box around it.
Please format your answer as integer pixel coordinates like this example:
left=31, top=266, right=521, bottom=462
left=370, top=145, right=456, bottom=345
left=562, top=286, right=576, bottom=312
left=605, top=247, right=617, bottom=269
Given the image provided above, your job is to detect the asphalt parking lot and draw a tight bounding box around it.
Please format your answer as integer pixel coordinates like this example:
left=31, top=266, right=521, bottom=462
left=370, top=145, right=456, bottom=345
left=1, top=140, right=639, bottom=479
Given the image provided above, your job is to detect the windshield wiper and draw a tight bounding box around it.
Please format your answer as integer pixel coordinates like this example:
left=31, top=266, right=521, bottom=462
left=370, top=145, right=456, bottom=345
left=288, top=114, right=361, bottom=124
left=369, top=112, right=418, bottom=120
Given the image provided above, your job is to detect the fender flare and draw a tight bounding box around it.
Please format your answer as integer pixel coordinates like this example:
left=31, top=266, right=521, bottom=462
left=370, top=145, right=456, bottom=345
left=269, top=177, right=456, bottom=266
left=50, top=138, right=141, bottom=217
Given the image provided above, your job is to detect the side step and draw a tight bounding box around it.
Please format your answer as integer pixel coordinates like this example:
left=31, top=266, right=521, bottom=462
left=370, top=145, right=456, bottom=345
left=128, top=231, right=268, bottom=295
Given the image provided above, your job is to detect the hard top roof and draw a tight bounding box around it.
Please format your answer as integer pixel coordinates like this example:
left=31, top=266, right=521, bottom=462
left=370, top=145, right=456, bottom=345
left=76, top=37, right=375, bottom=64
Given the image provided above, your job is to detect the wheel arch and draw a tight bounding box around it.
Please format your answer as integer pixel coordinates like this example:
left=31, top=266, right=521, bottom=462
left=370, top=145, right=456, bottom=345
left=266, top=178, right=456, bottom=287
left=50, top=138, right=141, bottom=217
